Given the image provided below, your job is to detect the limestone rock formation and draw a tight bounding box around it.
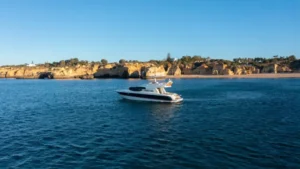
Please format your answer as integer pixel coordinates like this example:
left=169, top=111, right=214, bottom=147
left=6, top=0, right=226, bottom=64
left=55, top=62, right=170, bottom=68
left=23, top=67, right=49, bottom=78
left=211, top=63, right=234, bottom=75
left=245, top=66, right=258, bottom=74
left=233, top=66, right=257, bottom=75
left=0, top=66, right=49, bottom=78
left=192, top=64, right=212, bottom=75
left=50, top=65, right=95, bottom=79
left=124, top=63, right=144, bottom=78
left=0, top=64, right=98, bottom=79
left=79, top=74, right=94, bottom=79
left=261, top=64, right=278, bottom=73
left=277, top=65, right=292, bottom=73
left=94, top=64, right=117, bottom=78
left=142, top=65, right=166, bottom=78
left=94, top=63, right=145, bottom=78
left=212, top=63, right=226, bottom=75
left=223, top=68, right=234, bottom=75
left=0, top=60, right=297, bottom=79
left=4, top=68, right=19, bottom=78
left=181, top=68, right=193, bottom=75
left=167, top=65, right=181, bottom=76
left=234, top=67, right=243, bottom=75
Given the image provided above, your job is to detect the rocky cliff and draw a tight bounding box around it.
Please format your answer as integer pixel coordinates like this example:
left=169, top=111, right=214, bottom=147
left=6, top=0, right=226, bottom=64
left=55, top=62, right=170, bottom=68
left=0, top=60, right=297, bottom=79
left=233, top=66, right=258, bottom=75
left=212, top=63, right=233, bottom=75
left=94, top=63, right=161, bottom=78
left=50, top=65, right=98, bottom=79
left=277, top=65, right=292, bottom=73
left=190, top=64, right=212, bottom=75
left=0, top=64, right=99, bottom=79
left=261, top=64, right=278, bottom=73
left=0, top=66, right=49, bottom=79
left=167, top=64, right=181, bottom=76
left=0, top=62, right=169, bottom=79
left=142, top=65, right=167, bottom=78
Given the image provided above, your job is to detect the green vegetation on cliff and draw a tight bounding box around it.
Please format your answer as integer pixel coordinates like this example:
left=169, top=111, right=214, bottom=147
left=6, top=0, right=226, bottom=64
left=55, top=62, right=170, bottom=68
left=1, top=54, right=298, bottom=70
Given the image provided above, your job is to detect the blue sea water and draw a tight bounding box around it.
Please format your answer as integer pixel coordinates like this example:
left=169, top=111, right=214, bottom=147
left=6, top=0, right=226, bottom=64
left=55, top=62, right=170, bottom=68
left=0, top=78, right=300, bottom=169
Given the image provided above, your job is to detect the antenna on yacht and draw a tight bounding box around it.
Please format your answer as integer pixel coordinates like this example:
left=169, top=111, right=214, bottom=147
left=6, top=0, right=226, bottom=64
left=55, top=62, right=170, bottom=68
left=154, top=66, right=157, bottom=83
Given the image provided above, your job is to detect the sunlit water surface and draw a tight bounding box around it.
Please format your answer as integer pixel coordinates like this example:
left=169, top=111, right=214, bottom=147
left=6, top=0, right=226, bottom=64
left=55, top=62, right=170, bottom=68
left=0, top=78, right=299, bottom=168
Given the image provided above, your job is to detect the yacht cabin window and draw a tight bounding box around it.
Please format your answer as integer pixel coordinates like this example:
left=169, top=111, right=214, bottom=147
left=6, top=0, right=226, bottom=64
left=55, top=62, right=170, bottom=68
left=144, top=89, right=154, bottom=92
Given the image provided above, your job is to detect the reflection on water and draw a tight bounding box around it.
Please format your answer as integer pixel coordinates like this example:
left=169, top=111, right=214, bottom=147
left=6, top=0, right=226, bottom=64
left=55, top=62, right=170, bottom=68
left=226, top=91, right=263, bottom=99
left=119, top=99, right=182, bottom=122
left=149, top=102, right=182, bottom=121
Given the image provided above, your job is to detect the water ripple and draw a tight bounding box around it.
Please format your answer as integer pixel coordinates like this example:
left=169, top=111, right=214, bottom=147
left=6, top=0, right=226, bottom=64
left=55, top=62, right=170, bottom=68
left=0, top=79, right=300, bottom=168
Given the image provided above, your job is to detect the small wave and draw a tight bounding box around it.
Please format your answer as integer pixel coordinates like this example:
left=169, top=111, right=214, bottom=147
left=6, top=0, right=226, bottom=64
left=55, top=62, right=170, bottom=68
left=226, top=91, right=263, bottom=99
left=182, top=98, right=205, bottom=102
left=1, top=79, right=300, bottom=168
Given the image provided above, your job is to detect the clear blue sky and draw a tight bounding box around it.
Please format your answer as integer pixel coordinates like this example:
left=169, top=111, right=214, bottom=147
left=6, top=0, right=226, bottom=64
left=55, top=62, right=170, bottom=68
left=0, top=0, right=299, bottom=65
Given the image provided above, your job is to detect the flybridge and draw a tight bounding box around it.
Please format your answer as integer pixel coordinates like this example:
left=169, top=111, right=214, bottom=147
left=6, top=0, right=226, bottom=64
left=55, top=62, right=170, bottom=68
left=144, top=79, right=173, bottom=88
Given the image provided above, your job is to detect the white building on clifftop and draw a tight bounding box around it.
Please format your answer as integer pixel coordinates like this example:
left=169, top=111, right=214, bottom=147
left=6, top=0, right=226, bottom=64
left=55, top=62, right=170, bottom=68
left=27, top=61, right=36, bottom=67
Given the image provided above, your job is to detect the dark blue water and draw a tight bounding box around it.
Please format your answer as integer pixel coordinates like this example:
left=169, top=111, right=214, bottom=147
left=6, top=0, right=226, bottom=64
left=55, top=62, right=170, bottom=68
left=0, top=78, right=300, bottom=169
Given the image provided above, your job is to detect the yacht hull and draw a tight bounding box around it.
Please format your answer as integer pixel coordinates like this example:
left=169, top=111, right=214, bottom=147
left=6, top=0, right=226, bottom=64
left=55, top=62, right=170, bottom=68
left=117, top=91, right=183, bottom=103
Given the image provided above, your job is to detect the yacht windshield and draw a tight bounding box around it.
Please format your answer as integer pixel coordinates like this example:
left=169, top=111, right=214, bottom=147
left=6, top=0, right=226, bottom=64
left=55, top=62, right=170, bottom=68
left=157, top=88, right=166, bottom=94
left=129, top=87, right=145, bottom=91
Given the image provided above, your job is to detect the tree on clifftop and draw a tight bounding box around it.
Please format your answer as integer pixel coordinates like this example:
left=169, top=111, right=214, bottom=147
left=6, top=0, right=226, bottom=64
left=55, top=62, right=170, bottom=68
left=119, top=59, right=126, bottom=64
left=166, top=53, right=173, bottom=63
left=101, top=59, right=108, bottom=65
left=65, top=58, right=79, bottom=66
left=288, top=55, right=296, bottom=62
left=180, top=55, right=192, bottom=65
left=192, top=55, right=202, bottom=62
left=59, top=60, right=65, bottom=67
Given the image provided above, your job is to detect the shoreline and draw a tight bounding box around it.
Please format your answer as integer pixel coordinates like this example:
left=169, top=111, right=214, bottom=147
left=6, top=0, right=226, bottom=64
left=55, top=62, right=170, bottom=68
left=165, top=73, right=300, bottom=79
left=1, top=73, right=300, bottom=80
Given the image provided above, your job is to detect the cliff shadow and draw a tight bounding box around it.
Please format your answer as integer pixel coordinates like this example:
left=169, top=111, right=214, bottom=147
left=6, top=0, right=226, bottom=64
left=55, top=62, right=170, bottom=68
left=128, top=70, right=140, bottom=78
left=122, top=70, right=129, bottom=78
left=39, top=72, right=53, bottom=79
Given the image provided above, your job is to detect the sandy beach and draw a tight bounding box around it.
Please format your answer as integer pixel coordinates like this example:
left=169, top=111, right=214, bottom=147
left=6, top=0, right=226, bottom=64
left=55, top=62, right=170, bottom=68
left=165, top=73, right=300, bottom=79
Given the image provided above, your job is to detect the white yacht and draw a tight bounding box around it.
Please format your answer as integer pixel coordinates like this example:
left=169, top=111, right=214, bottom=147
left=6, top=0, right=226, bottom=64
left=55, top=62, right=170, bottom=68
left=116, top=79, right=183, bottom=103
